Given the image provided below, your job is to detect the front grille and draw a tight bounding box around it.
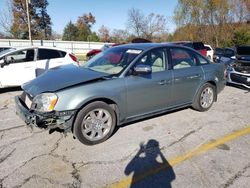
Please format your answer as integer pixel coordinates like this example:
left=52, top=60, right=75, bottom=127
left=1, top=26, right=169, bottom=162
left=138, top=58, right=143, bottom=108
left=230, top=73, right=250, bottom=86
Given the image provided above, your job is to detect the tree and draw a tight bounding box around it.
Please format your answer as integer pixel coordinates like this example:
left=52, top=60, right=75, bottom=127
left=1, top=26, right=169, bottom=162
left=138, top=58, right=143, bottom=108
left=62, top=12, right=98, bottom=41
left=127, top=8, right=145, bottom=37
left=34, top=0, right=52, bottom=39
left=0, top=0, right=12, bottom=36
left=231, top=27, right=250, bottom=46
left=75, top=13, right=94, bottom=41
left=110, top=29, right=129, bottom=42
left=88, top=32, right=99, bottom=42
left=62, top=21, right=79, bottom=41
left=98, top=25, right=110, bottom=42
left=10, top=0, right=52, bottom=39
left=126, top=8, right=168, bottom=41
left=173, top=0, right=250, bottom=47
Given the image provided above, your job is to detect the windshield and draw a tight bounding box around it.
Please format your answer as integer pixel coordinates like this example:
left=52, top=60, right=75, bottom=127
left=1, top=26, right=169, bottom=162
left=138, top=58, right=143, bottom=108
left=84, top=47, right=143, bottom=74
left=215, top=48, right=223, bottom=55
left=0, top=48, right=15, bottom=57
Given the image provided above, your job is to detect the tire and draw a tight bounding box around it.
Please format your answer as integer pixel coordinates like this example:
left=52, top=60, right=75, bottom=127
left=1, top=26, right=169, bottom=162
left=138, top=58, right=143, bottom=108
left=192, top=83, right=216, bottom=112
left=73, top=101, right=116, bottom=145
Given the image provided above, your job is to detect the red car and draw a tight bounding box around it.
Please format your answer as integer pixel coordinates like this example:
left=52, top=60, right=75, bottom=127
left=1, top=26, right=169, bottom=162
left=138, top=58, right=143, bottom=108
left=172, top=41, right=207, bottom=57
left=86, top=43, right=123, bottom=60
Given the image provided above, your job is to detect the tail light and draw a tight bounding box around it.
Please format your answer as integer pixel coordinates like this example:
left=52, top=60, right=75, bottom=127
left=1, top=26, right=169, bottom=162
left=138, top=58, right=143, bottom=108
left=224, top=68, right=227, bottom=79
left=69, top=53, right=79, bottom=64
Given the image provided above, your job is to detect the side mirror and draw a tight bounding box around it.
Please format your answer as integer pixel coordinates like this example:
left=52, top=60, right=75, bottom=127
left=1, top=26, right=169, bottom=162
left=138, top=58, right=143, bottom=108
left=134, top=64, right=152, bottom=75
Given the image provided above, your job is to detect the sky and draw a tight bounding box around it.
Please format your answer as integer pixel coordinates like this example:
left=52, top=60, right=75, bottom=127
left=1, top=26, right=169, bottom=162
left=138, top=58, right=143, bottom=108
left=0, top=0, right=178, bottom=34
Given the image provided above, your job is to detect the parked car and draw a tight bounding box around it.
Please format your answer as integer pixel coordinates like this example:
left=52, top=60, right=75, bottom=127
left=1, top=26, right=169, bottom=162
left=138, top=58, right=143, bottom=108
left=0, top=46, right=78, bottom=88
left=205, top=44, right=214, bottom=61
left=219, top=47, right=236, bottom=65
left=172, top=41, right=207, bottom=56
left=0, top=46, right=13, bottom=53
left=86, top=43, right=122, bottom=60
left=227, top=45, right=250, bottom=89
left=213, top=48, right=224, bottom=63
left=15, top=43, right=226, bottom=145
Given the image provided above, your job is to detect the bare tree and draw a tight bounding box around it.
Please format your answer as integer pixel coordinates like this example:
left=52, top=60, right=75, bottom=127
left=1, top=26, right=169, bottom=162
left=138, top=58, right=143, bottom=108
left=126, top=8, right=168, bottom=41
left=0, top=0, right=13, bottom=36
left=110, top=29, right=129, bottom=42
left=141, top=13, right=167, bottom=40
left=98, top=25, right=110, bottom=42
left=126, top=8, right=145, bottom=37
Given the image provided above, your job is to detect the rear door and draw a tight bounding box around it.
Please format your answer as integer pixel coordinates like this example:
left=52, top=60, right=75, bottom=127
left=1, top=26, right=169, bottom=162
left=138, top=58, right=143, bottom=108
left=35, top=49, right=67, bottom=76
left=169, top=47, right=203, bottom=106
left=0, top=49, right=36, bottom=87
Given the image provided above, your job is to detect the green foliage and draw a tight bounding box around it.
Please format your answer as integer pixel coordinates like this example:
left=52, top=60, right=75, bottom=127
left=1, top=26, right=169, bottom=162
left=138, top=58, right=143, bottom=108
left=231, top=28, right=250, bottom=46
left=10, top=0, right=52, bottom=39
left=88, top=32, right=99, bottom=42
left=62, top=13, right=99, bottom=42
left=173, top=0, right=250, bottom=47
left=62, top=21, right=79, bottom=41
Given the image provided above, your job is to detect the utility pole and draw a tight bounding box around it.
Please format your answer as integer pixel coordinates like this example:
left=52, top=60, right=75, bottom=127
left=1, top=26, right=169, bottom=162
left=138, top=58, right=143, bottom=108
left=26, top=0, right=32, bottom=45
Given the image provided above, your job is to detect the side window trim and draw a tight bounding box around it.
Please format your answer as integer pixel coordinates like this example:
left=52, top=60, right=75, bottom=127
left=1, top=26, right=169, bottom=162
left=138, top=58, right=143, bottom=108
left=168, top=47, right=199, bottom=70
left=134, top=47, right=167, bottom=73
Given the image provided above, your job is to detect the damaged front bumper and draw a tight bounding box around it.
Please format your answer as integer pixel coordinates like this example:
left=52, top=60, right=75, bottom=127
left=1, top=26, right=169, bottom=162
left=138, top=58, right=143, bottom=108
left=227, top=69, right=250, bottom=89
left=15, top=95, right=76, bottom=132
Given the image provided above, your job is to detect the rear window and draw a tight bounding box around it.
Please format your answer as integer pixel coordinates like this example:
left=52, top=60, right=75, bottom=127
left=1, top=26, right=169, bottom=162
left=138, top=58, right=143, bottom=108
left=205, top=46, right=212, bottom=51
left=224, top=49, right=235, bottom=57
left=215, top=48, right=223, bottom=55
left=38, top=49, right=66, bottom=60
left=193, top=42, right=205, bottom=50
left=237, top=46, right=250, bottom=55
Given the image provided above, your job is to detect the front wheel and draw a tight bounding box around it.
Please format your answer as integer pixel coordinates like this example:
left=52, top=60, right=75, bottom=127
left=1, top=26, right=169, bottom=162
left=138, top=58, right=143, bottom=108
left=192, top=83, right=216, bottom=112
left=73, top=101, right=116, bottom=145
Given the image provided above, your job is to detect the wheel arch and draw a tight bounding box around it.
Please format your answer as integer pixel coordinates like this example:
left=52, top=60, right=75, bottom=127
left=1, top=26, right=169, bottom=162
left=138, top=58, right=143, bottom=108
left=71, top=97, right=120, bottom=133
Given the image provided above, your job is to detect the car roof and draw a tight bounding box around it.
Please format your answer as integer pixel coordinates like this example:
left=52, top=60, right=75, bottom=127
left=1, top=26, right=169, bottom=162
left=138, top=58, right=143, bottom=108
left=113, top=42, right=185, bottom=51
left=0, top=46, right=70, bottom=57
left=14, top=46, right=70, bottom=51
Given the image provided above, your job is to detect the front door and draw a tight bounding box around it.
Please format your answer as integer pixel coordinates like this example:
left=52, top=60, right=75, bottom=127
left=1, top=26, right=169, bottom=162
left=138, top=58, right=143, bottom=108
left=0, top=49, right=36, bottom=87
left=125, top=48, right=173, bottom=118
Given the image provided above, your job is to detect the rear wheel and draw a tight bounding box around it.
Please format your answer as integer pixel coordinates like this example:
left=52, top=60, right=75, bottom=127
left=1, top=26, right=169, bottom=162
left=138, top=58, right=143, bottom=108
left=192, top=83, right=215, bottom=111
left=74, top=101, right=116, bottom=145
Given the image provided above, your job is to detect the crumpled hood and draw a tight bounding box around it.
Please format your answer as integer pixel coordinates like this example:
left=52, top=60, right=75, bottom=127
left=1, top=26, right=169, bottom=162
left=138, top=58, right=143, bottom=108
left=22, top=64, right=109, bottom=97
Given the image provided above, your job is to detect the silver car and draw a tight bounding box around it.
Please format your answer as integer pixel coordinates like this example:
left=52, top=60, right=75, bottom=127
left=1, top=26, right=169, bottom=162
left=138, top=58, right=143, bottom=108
left=15, top=43, right=226, bottom=145
left=227, top=45, right=250, bottom=89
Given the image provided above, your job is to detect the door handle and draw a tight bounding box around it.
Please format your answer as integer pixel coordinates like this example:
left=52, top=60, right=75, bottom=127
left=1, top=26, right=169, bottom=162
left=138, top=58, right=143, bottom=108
left=158, top=80, right=171, bottom=85
left=158, top=80, right=166, bottom=85
left=188, top=74, right=200, bottom=79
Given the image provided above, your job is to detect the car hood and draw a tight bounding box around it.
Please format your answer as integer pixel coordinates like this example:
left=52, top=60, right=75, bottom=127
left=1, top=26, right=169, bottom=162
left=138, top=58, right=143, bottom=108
left=22, top=64, right=109, bottom=97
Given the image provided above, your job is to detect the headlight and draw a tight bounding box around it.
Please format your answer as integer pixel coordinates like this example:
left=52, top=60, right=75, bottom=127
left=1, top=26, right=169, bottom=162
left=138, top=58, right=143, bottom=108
left=31, top=93, right=58, bottom=112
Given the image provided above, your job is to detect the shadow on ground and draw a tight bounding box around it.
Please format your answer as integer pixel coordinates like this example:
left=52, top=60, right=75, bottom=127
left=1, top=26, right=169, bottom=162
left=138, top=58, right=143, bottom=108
left=125, top=139, right=175, bottom=188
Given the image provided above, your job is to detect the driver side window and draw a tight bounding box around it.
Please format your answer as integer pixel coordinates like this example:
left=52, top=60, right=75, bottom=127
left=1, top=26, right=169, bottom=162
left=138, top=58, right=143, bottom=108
left=136, top=48, right=166, bottom=73
left=5, top=49, right=34, bottom=64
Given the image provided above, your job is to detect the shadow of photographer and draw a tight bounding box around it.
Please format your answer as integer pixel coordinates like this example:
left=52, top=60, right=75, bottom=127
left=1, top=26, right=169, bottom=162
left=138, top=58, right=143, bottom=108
left=125, top=139, right=175, bottom=188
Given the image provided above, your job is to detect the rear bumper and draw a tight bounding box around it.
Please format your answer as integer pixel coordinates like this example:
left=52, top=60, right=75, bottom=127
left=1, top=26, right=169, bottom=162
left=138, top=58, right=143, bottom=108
left=15, top=95, right=75, bottom=131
